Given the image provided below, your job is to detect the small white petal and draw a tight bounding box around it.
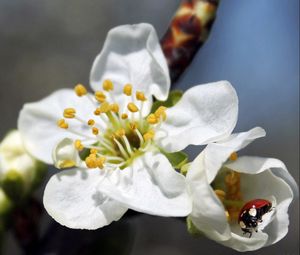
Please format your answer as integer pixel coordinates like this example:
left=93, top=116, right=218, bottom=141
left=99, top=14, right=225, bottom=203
left=156, top=81, right=238, bottom=152
left=18, top=89, right=96, bottom=164
left=43, top=168, right=128, bottom=230
left=204, top=127, right=266, bottom=183
left=90, top=23, right=170, bottom=101
left=219, top=231, right=268, bottom=252
left=187, top=153, right=231, bottom=240
left=52, top=138, right=82, bottom=169
left=97, top=152, right=192, bottom=216
left=226, top=156, right=299, bottom=195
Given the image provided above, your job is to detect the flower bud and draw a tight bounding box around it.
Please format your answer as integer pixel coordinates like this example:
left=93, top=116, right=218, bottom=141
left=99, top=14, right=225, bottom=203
left=0, top=130, right=46, bottom=200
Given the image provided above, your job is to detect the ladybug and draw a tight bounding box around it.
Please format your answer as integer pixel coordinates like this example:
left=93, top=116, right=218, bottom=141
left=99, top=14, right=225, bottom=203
left=238, top=199, right=273, bottom=238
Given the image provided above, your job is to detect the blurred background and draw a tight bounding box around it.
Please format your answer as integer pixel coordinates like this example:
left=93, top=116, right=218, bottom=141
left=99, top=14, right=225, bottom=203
left=0, top=0, right=298, bottom=254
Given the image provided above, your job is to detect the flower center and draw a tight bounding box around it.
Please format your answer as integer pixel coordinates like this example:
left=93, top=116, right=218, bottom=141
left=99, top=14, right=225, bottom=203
left=57, top=81, right=167, bottom=169
left=212, top=153, right=244, bottom=222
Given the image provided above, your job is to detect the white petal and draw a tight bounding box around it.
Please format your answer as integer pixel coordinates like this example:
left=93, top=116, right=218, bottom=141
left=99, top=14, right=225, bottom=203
left=186, top=152, right=231, bottom=240
left=156, top=81, right=238, bottom=152
left=97, top=152, right=191, bottom=216
left=43, top=168, right=128, bottom=230
left=219, top=231, right=268, bottom=252
left=52, top=138, right=82, bottom=169
left=18, top=89, right=97, bottom=164
left=90, top=23, right=170, bottom=101
left=204, top=127, right=266, bottom=183
left=226, top=156, right=299, bottom=195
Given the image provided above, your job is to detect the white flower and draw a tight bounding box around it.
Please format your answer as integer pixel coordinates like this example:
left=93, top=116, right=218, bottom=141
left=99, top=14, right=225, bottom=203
left=186, top=127, right=298, bottom=251
left=0, top=130, right=44, bottom=195
left=18, top=23, right=238, bottom=230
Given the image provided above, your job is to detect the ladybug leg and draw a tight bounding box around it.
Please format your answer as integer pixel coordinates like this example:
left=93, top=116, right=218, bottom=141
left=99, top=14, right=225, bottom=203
left=242, top=228, right=253, bottom=238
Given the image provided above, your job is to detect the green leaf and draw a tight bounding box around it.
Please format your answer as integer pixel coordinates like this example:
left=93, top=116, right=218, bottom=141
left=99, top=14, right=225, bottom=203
left=160, top=149, right=188, bottom=169
left=151, top=90, right=183, bottom=112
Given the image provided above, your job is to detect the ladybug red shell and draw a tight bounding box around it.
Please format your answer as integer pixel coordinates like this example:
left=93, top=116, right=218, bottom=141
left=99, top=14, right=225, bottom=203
left=238, top=199, right=273, bottom=238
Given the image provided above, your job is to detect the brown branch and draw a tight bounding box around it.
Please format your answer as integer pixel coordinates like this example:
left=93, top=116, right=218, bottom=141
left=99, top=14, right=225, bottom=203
left=161, top=0, right=219, bottom=83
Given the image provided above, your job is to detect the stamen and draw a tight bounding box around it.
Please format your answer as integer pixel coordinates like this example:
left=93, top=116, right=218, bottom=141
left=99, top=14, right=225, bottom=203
left=90, top=148, right=98, bottom=154
left=99, top=101, right=110, bottom=113
left=113, top=138, right=130, bottom=159
left=96, top=156, right=106, bottom=169
left=127, top=103, right=139, bottom=113
left=214, top=189, right=226, bottom=202
left=129, top=122, right=138, bottom=130
left=147, top=114, right=158, bottom=124
left=59, top=160, right=76, bottom=168
left=85, top=154, right=97, bottom=168
left=92, top=127, right=99, bottom=135
left=63, top=108, right=76, bottom=118
left=143, top=129, right=155, bottom=141
left=95, top=91, right=106, bottom=103
left=123, top=84, right=132, bottom=96
left=135, top=129, right=144, bottom=146
left=229, top=152, right=238, bottom=161
left=224, top=170, right=243, bottom=221
left=136, top=91, right=147, bottom=101
left=110, top=103, right=119, bottom=113
left=74, top=84, right=87, bottom=97
left=154, top=106, right=167, bottom=121
left=74, top=139, right=84, bottom=151
left=94, top=108, right=101, bottom=115
left=121, top=113, right=128, bottom=119
left=57, top=119, right=69, bottom=129
left=103, top=79, right=114, bottom=91
left=225, top=210, right=230, bottom=221
left=115, top=128, right=126, bottom=137
left=87, top=119, right=95, bottom=126
left=122, top=135, right=133, bottom=155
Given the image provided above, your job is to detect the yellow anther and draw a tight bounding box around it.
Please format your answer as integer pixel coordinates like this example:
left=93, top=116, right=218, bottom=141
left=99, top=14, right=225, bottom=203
left=74, top=84, right=87, bottom=96
left=225, top=171, right=242, bottom=201
left=96, top=156, right=106, bottom=169
left=146, top=114, right=158, bottom=124
left=92, top=127, right=99, bottom=135
left=59, top=160, right=76, bottom=169
left=74, top=139, right=84, bottom=151
left=129, top=122, right=138, bottom=130
left=229, top=152, right=238, bottom=161
left=90, top=148, right=98, bottom=154
left=94, top=108, right=101, bottom=115
left=85, top=154, right=97, bottom=168
left=99, top=101, right=110, bottom=113
left=154, top=106, right=167, bottom=121
left=136, top=91, right=147, bottom=101
left=87, top=119, right=95, bottom=126
left=57, top=119, right=69, bottom=129
left=110, top=103, right=119, bottom=113
left=115, top=128, right=126, bottom=137
left=225, top=210, right=231, bottom=222
left=121, top=113, right=128, bottom=119
left=103, top=79, right=114, bottom=91
left=143, top=129, right=155, bottom=141
left=123, top=84, right=132, bottom=96
left=127, top=102, right=139, bottom=112
left=63, top=108, right=76, bottom=118
left=95, top=91, right=106, bottom=103
left=214, top=189, right=226, bottom=202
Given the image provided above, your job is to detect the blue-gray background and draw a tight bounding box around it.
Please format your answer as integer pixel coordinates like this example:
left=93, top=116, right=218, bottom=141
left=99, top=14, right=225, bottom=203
left=0, top=0, right=298, bottom=254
